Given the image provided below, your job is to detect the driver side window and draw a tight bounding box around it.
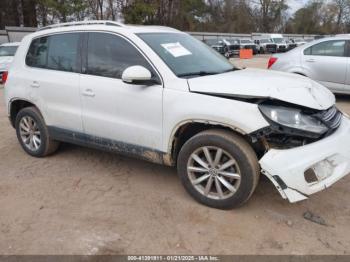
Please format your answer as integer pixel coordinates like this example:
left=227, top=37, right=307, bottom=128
left=86, top=32, right=156, bottom=79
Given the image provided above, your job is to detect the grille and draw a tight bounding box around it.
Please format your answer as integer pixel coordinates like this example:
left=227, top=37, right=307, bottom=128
left=315, top=106, right=342, bottom=131
left=243, top=45, right=255, bottom=49
left=229, top=45, right=240, bottom=50
left=266, top=44, right=276, bottom=49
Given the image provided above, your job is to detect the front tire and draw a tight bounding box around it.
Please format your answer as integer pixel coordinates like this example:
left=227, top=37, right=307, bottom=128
left=15, top=107, right=59, bottom=157
left=177, top=130, right=260, bottom=209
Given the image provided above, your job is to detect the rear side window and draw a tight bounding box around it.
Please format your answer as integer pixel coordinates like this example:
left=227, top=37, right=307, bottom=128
left=47, top=34, right=80, bottom=72
left=0, top=46, right=18, bottom=57
left=304, top=40, right=346, bottom=57
left=26, top=33, right=80, bottom=72
left=86, top=32, right=154, bottom=79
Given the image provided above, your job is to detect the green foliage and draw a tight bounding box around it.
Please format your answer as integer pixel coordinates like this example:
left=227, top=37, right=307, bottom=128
left=37, top=0, right=87, bottom=22
left=122, top=1, right=156, bottom=24
left=2, top=0, right=350, bottom=34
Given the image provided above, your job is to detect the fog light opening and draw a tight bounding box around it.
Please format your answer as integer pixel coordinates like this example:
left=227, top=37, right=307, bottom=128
left=304, top=168, right=318, bottom=184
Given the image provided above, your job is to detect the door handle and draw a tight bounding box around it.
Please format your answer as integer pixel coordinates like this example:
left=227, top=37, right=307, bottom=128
left=30, top=81, right=40, bottom=88
left=306, top=59, right=316, bottom=63
left=82, top=89, right=95, bottom=97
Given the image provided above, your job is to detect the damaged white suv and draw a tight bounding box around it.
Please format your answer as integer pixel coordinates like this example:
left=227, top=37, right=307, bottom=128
left=4, top=21, right=350, bottom=209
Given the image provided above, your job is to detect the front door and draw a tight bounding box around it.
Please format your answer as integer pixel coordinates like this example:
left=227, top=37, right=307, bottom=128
left=80, top=32, right=163, bottom=151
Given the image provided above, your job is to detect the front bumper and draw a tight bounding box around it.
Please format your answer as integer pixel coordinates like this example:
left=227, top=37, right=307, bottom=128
left=260, top=116, right=350, bottom=203
left=277, top=45, right=287, bottom=52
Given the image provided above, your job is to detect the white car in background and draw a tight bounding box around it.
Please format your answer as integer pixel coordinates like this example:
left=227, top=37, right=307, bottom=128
left=268, top=36, right=350, bottom=94
left=0, top=42, right=20, bottom=83
left=292, top=38, right=307, bottom=46
left=266, top=34, right=289, bottom=52
left=3, top=21, right=350, bottom=209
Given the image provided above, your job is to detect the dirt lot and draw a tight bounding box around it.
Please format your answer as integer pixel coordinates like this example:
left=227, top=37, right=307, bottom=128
left=1, top=55, right=350, bottom=255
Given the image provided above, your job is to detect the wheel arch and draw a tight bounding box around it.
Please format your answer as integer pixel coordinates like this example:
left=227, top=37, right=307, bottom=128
left=292, top=71, right=307, bottom=77
left=9, top=98, right=39, bottom=128
left=166, top=120, right=249, bottom=165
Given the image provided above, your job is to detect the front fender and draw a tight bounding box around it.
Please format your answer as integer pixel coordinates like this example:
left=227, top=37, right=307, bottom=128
left=162, top=89, right=270, bottom=152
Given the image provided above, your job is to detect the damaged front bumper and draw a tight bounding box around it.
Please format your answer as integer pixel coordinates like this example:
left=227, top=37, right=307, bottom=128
left=260, top=116, right=350, bottom=203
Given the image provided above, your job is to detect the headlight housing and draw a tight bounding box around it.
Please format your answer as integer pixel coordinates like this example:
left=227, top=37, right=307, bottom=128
left=259, top=104, right=328, bottom=136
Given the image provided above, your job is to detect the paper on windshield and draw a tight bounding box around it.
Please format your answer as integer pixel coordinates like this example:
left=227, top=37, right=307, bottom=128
left=161, top=42, right=192, bottom=57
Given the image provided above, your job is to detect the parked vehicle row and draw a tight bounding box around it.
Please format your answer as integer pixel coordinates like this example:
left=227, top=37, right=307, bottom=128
left=205, top=34, right=311, bottom=57
left=3, top=21, right=350, bottom=210
left=204, top=38, right=259, bottom=57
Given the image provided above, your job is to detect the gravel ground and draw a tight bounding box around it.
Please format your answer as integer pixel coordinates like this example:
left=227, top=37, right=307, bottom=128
left=0, top=55, right=350, bottom=255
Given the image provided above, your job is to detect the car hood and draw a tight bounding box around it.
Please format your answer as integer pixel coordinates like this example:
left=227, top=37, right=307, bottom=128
left=187, top=68, right=335, bottom=110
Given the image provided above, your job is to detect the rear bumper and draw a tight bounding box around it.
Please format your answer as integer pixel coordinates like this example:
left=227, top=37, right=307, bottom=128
left=260, top=116, right=350, bottom=203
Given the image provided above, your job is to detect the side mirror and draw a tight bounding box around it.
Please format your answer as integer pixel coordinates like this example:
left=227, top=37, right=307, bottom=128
left=122, top=65, right=153, bottom=85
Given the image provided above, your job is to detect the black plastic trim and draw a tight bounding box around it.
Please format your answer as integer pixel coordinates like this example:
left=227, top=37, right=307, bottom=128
left=48, top=126, right=168, bottom=165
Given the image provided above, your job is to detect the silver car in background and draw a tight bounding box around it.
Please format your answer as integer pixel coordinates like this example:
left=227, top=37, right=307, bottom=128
left=0, top=42, right=20, bottom=82
left=268, top=36, right=350, bottom=94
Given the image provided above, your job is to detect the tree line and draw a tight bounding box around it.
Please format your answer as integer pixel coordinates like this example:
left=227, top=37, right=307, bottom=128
left=1, top=0, right=350, bottom=35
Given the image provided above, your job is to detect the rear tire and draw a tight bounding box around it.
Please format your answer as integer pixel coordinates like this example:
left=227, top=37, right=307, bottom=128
left=15, top=107, right=59, bottom=157
left=177, top=129, right=260, bottom=209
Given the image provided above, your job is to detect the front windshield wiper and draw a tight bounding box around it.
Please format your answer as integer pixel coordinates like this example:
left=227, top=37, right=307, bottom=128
left=177, top=71, right=220, bottom=77
left=222, top=67, right=238, bottom=73
left=178, top=67, right=238, bottom=78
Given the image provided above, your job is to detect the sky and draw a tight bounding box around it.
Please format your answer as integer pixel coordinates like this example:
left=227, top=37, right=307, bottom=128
left=288, top=0, right=309, bottom=13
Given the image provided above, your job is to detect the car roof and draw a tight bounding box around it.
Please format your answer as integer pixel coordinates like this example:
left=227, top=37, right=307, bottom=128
left=30, top=20, right=181, bottom=38
left=309, top=35, right=350, bottom=44
left=334, top=34, right=350, bottom=38
left=0, top=42, right=20, bottom=47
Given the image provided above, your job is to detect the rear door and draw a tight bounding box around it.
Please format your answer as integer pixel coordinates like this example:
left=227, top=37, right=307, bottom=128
left=345, top=40, right=350, bottom=93
left=301, top=39, right=348, bottom=92
left=25, top=32, right=83, bottom=132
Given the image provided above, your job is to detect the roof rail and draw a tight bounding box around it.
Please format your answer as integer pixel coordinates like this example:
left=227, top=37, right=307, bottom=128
left=38, top=20, right=125, bottom=31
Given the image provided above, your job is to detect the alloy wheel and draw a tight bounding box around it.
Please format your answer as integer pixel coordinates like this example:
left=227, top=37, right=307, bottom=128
left=19, top=116, right=41, bottom=151
left=187, top=146, right=241, bottom=200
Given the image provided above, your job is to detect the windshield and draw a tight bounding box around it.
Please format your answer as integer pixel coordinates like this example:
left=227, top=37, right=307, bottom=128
left=0, top=46, right=18, bottom=57
left=138, top=33, right=234, bottom=78
left=229, top=39, right=239, bottom=44
left=272, top=38, right=284, bottom=44
left=260, top=39, right=272, bottom=43
left=240, top=39, right=252, bottom=44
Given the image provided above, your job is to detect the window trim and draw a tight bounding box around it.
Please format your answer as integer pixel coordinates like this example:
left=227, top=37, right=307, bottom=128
left=25, top=31, right=84, bottom=73
left=81, top=30, right=163, bottom=86
left=24, top=30, right=163, bottom=85
left=303, top=39, right=350, bottom=57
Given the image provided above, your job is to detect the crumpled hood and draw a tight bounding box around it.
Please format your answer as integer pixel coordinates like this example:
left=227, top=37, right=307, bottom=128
left=187, top=68, right=335, bottom=110
left=0, top=56, right=14, bottom=70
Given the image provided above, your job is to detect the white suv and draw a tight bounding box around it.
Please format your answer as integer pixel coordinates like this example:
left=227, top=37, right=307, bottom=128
left=4, top=21, right=350, bottom=209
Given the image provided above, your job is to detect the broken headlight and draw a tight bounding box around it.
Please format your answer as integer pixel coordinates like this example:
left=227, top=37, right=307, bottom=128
left=259, top=104, right=328, bottom=136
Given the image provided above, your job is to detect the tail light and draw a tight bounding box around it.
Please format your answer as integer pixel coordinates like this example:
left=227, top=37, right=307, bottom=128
left=267, top=57, right=278, bottom=69
left=1, top=71, right=8, bottom=84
